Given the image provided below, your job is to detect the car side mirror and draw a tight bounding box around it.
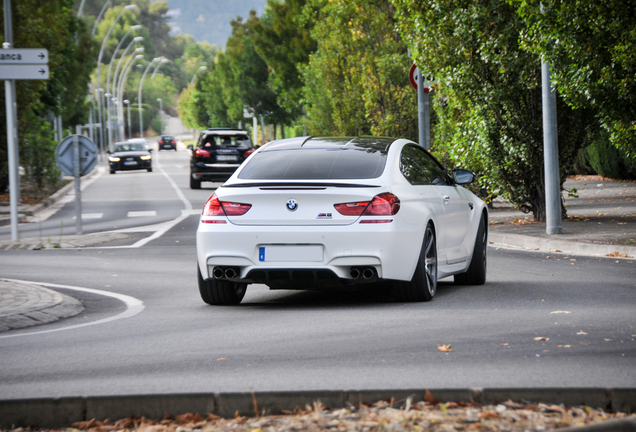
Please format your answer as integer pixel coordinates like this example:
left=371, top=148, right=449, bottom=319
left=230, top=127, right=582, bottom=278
left=187, top=144, right=193, bottom=151
left=453, top=169, right=476, bottom=185
left=106, top=150, right=111, bottom=154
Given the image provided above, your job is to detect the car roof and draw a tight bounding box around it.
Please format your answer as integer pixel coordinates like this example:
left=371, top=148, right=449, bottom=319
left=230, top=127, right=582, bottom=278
left=202, top=129, right=249, bottom=136
left=260, top=136, right=396, bottom=152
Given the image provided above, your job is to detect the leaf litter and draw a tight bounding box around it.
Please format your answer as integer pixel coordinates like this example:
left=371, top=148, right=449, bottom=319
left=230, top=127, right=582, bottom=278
left=5, top=396, right=633, bottom=432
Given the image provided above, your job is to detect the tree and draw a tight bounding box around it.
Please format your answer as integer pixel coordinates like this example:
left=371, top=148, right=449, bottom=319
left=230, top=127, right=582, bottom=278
left=513, top=0, right=636, bottom=160
left=300, top=0, right=418, bottom=140
left=1, top=0, right=94, bottom=194
left=251, top=0, right=316, bottom=123
left=393, top=0, right=594, bottom=220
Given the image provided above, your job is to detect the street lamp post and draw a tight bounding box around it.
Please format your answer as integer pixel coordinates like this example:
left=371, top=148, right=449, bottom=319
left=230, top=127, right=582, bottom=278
left=124, top=99, right=131, bottom=139
left=114, top=47, right=144, bottom=140
left=107, top=26, right=142, bottom=109
left=151, top=58, right=170, bottom=80
left=95, top=4, right=138, bottom=153
left=138, top=57, right=161, bottom=138
left=190, top=66, right=207, bottom=85
left=157, top=98, right=163, bottom=135
left=117, top=54, right=144, bottom=140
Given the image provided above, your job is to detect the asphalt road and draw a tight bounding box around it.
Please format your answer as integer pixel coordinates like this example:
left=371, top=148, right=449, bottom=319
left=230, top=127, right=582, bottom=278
left=0, top=144, right=635, bottom=400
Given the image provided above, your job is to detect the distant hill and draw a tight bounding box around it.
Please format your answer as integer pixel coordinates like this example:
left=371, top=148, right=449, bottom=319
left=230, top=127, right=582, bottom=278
left=164, top=0, right=267, bottom=47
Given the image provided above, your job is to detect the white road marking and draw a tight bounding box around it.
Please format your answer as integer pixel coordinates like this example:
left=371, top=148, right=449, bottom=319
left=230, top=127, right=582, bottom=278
left=72, top=213, right=103, bottom=219
left=127, top=211, right=157, bottom=217
left=159, top=165, right=192, bottom=210
left=0, top=279, right=145, bottom=339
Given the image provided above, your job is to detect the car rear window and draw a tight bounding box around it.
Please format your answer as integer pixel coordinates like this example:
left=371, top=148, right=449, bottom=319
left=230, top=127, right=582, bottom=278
left=201, top=134, right=251, bottom=149
left=238, top=148, right=388, bottom=180
left=115, top=144, right=145, bottom=152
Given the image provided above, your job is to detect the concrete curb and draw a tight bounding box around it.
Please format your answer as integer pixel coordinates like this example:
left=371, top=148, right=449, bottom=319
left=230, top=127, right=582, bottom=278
left=0, top=280, right=84, bottom=332
left=0, top=388, right=634, bottom=429
left=489, top=232, right=636, bottom=258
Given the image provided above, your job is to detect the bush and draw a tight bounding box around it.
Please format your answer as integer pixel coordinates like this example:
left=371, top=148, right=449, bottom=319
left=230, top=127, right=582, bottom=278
left=574, top=131, right=636, bottom=179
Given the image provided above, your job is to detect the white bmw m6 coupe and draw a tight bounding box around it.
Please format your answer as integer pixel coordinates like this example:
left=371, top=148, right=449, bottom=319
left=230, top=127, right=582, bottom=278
left=196, top=136, right=488, bottom=305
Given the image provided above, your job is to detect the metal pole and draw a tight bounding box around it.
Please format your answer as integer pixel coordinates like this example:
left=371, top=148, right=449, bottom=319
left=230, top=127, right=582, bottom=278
left=417, top=69, right=426, bottom=149
left=4, top=0, right=19, bottom=241
left=542, top=59, right=562, bottom=234
left=253, top=116, right=257, bottom=146
left=260, top=115, right=265, bottom=144
left=73, top=129, right=82, bottom=235
left=138, top=58, right=159, bottom=138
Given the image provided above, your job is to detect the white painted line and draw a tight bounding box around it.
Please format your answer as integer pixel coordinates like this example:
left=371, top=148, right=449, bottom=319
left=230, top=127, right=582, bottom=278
left=127, top=211, right=157, bottom=218
left=0, top=279, right=145, bottom=339
left=72, top=213, right=103, bottom=220
left=159, top=165, right=192, bottom=210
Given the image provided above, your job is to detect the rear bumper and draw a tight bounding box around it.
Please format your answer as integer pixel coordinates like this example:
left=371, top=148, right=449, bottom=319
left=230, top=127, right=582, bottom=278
left=196, top=219, right=425, bottom=286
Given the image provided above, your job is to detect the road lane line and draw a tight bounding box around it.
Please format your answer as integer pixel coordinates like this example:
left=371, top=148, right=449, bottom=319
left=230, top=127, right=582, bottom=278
left=0, top=279, right=144, bottom=339
left=159, top=164, right=192, bottom=210
left=127, top=211, right=157, bottom=217
left=72, top=213, right=103, bottom=219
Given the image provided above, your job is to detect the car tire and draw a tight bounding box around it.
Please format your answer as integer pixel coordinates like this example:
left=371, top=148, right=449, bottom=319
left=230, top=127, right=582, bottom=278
left=393, top=223, right=437, bottom=302
left=110, top=170, right=115, bottom=174
left=147, top=167, right=153, bottom=172
left=454, top=213, right=487, bottom=285
left=190, top=175, right=201, bottom=189
left=198, top=264, right=247, bottom=305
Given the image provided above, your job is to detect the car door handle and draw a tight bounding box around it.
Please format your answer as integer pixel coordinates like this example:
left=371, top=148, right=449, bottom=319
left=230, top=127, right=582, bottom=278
left=443, top=195, right=450, bottom=203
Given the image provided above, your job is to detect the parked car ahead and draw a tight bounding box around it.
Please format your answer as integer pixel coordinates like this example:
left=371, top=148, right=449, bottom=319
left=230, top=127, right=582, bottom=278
left=188, top=128, right=255, bottom=189
left=158, top=135, right=177, bottom=151
left=108, top=142, right=152, bottom=174
left=196, top=136, right=488, bottom=305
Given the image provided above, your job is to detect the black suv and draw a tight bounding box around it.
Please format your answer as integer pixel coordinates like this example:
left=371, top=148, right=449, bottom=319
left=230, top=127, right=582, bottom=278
left=189, top=129, right=255, bottom=189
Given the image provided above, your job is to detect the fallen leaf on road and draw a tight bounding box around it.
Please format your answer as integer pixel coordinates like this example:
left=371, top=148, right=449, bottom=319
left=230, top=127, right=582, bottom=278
left=501, top=343, right=509, bottom=346
left=217, top=358, right=227, bottom=361
left=550, top=311, right=572, bottom=314
left=577, top=331, right=587, bottom=335
left=424, top=389, right=439, bottom=404
left=605, top=339, right=612, bottom=342
left=437, top=344, right=452, bottom=352
left=534, top=337, right=549, bottom=341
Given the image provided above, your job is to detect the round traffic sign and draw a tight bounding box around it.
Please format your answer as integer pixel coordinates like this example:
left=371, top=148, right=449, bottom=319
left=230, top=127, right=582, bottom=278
left=408, top=63, right=435, bottom=93
left=55, top=135, right=98, bottom=177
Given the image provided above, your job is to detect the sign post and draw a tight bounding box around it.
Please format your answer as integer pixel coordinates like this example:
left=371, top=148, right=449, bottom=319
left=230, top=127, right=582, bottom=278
left=55, top=133, right=98, bottom=235
left=2, top=1, right=50, bottom=241
left=409, top=63, right=435, bottom=150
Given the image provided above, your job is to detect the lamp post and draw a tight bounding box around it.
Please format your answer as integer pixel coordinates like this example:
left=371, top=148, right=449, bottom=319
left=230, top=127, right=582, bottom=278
left=91, top=0, right=112, bottom=37
left=157, top=98, right=163, bottom=135
left=190, top=66, right=207, bottom=85
left=95, top=4, right=138, bottom=152
left=138, top=57, right=161, bottom=138
left=114, top=47, right=144, bottom=140
left=151, top=58, right=170, bottom=80
left=117, top=54, right=144, bottom=140
left=124, top=99, right=131, bottom=139
left=107, top=26, right=142, bottom=106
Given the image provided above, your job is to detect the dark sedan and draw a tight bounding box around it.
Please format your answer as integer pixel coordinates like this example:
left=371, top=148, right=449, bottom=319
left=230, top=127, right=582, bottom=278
left=158, top=135, right=177, bottom=151
left=108, top=142, right=153, bottom=174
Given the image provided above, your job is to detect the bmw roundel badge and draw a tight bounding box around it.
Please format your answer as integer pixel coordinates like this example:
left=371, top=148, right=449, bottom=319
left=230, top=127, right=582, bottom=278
left=286, top=199, right=298, bottom=212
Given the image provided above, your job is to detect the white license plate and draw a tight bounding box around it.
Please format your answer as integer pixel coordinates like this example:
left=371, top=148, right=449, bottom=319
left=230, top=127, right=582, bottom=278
left=259, top=245, right=323, bottom=262
left=123, top=161, right=138, bottom=166
left=216, top=155, right=238, bottom=161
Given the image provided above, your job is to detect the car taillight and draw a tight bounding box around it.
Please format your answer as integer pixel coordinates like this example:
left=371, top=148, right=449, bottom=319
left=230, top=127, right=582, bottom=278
left=171, top=140, right=176, bottom=144
left=244, top=148, right=255, bottom=158
left=334, top=201, right=370, bottom=216
left=334, top=193, right=400, bottom=216
left=202, top=194, right=225, bottom=216
left=195, top=148, right=210, bottom=157
left=202, top=193, right=252, bottom=217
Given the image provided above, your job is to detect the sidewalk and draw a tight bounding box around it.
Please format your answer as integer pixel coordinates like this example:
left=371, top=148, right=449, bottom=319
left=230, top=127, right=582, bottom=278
left=0, top=176, right=634, bottom=333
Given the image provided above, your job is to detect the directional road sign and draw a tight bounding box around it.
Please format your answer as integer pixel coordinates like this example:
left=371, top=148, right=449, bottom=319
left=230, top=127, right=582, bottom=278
left=0, top=64, right=49, bottom=79
left=56, top=135, right=98, bottom=177
left=0, top=48, right=49, bottom=64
